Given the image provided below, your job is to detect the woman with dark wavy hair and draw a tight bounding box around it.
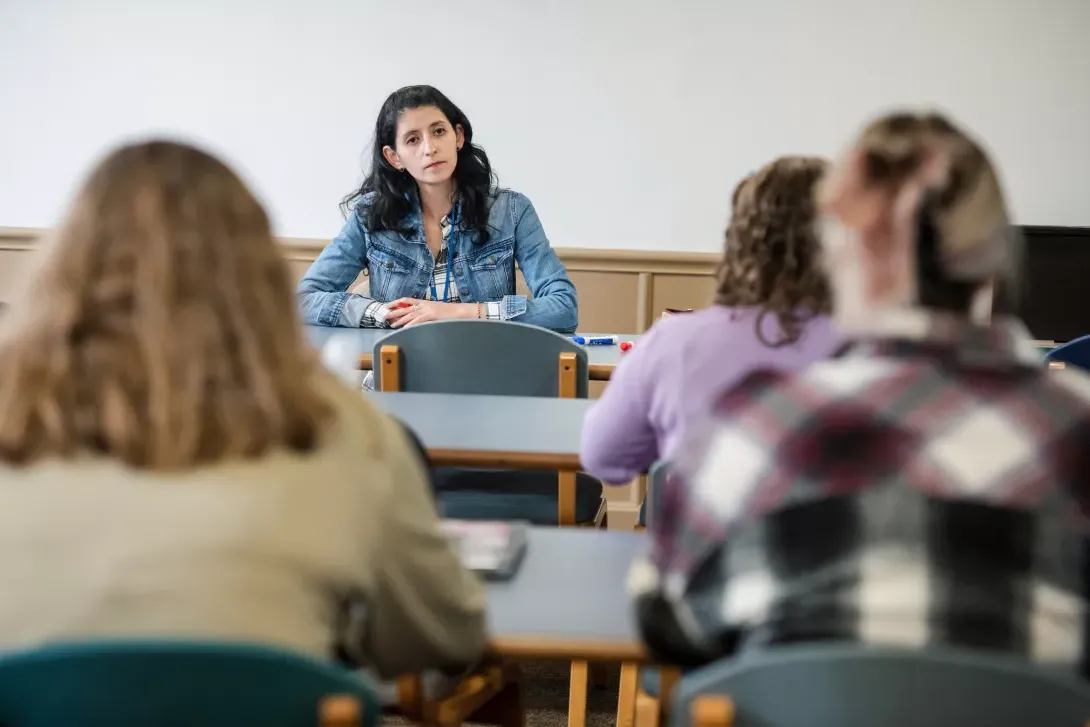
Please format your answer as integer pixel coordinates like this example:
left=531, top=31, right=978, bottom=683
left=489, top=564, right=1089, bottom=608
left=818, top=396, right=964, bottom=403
left=298, top=85, right=578, bottom=332
left=581, top=157, right=839, bottom=485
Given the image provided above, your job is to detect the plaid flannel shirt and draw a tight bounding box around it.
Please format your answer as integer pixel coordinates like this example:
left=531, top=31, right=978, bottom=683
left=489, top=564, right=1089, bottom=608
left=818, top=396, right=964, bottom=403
left=631, top=310, right=1090, bottom=671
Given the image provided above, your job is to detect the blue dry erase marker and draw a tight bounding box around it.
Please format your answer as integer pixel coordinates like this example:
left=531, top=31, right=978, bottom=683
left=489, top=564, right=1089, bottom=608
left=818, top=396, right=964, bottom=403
left=572, top=335, right=619, bottom=346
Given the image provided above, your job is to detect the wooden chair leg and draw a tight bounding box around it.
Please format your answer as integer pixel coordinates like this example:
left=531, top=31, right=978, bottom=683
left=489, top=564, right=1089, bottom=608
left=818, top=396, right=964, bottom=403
left=433, top=664, right=510, bottom=727
left=558, top=471, right=576, bottom=526
left=568, top=659, right=589, bottom=727
left=319, top=694, right=361, bottom=727
left=635, top=690, right=661, bottom=727
left=617, top=661, right=639, bottom=727
left=658, top=666, right=680, bottom=715
left=691, top=695, right=734, bottom=727
left=396, top=674, right=424, bottom=720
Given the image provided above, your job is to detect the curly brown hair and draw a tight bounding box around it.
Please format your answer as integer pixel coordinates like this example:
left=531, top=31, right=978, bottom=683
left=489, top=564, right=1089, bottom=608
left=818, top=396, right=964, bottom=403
left=715, top=156, right=831, bottom=347
left=0, top=141, right=333, bottom=469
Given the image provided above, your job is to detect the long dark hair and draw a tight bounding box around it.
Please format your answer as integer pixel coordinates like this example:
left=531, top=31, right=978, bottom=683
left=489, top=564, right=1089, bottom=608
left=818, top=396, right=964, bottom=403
left=342, top=85, right=496, bottom=244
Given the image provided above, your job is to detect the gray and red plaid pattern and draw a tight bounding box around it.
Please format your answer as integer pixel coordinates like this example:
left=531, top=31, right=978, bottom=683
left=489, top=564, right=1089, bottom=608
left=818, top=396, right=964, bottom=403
left=634, top=310, right=1090, bottom=673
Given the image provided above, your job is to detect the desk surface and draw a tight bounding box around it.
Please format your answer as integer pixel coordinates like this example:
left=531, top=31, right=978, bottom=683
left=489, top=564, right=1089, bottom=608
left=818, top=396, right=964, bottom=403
left=305, top=326, right=387, bottom=351
left=486, top=527, right=648, bottom=662
left=366, top=391, right=591, bottom=470
left=305, top=326, right=638, bottom=378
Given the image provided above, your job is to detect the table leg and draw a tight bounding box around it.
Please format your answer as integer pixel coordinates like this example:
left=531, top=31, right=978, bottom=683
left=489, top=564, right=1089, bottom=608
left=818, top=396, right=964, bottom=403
left=558, top=471, right=576, bottom=526
left=658, top=666, right=681, bottom=724
left=617, top=661, right=638, bottom=727
left=568, top=659, right=589, bottom=727
left=396, top=675, right=424, bottom=720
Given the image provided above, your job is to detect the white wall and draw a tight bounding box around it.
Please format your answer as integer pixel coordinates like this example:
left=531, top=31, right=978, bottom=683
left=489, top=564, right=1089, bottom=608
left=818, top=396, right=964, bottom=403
left=1, top=0, right=1088, bottom=252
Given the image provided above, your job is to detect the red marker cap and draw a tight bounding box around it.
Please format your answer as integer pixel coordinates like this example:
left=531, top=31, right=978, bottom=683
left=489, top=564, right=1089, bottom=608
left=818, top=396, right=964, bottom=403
left=620, top=341, right=634, bottom=353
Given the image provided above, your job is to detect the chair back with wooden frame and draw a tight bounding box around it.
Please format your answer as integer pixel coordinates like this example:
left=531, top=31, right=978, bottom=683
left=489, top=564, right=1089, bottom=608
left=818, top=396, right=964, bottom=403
left=373, top=319, right=599, bottom=526
left=670, top=644, right=1090, bottom=727
left=0, top=640, right=377, bottom=727
left=373, top=319, right=588, bottom=398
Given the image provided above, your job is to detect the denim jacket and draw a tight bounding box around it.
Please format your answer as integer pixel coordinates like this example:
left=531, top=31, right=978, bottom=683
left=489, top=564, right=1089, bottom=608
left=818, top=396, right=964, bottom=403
left=298, top=189, right=578, bottom=333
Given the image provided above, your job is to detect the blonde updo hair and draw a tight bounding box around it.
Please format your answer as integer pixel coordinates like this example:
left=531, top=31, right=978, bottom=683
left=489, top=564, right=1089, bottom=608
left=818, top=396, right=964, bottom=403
left=819, top=112, right=1021, bottom=312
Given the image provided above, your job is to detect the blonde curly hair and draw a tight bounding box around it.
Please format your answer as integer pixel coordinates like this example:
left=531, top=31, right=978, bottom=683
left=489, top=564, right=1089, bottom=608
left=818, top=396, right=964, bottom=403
left=0, top=141, right=332, bottom=469
left=715, top=156, right=832, bottom=347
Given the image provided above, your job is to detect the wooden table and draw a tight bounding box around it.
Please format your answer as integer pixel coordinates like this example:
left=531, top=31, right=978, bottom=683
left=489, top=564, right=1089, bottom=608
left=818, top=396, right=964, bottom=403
left=485, top=527, right=659, bottom=727
left=305, top=326, right=637, bottom=382
left=486, top=527, right=646, bottom=661
left=398, top=528, right=665, bottom=727
left=365, top=391, right=591, bottom=471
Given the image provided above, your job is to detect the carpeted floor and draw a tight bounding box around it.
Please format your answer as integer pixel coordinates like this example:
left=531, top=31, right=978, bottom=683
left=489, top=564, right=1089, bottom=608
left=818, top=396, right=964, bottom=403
left=520, top=661, right=620, bottom=727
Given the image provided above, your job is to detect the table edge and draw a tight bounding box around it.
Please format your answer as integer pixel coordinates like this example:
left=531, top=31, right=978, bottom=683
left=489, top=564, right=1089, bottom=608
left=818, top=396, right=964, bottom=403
left=428, top=448, right=582, bottom=471
left=489, top=636, right=649, bottom=663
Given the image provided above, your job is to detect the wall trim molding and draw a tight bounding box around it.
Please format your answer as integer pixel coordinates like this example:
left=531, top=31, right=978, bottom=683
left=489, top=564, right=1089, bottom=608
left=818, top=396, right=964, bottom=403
left=0, top=227, right=37, bottom=251
left=0, top=226, right=721, bottom=275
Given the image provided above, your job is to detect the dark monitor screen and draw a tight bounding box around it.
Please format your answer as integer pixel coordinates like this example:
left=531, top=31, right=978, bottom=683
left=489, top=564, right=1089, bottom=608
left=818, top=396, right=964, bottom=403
left=1003, top=226, right=1090, bottom=343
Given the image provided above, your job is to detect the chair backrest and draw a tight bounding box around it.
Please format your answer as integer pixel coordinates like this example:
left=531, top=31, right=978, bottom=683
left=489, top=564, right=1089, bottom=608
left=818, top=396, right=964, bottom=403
left=670, top=644, right=1090, bottom=727
left=373, top=319, right=590, bottom=398
left=1046, top=334, right=1090, bottom=372
left=0, top=640, right=378, bottom=727
left=644, top=460, right=673, bottom=529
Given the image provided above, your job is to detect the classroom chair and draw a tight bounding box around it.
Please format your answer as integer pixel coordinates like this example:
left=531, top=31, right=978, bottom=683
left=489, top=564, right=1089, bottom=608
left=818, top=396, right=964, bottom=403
left=1047, top=334, right=1090, bottom=372
left=396, top=663, right=525, bottom=727
left=636, top=459, right=672, bottom=531
left=669, top=644, right=1090, bottom=727
left=0, top=640, right=378, bottom=727
left=373, top=319, right=603, bottom=527
left=633, top=460, right=677, bottom=727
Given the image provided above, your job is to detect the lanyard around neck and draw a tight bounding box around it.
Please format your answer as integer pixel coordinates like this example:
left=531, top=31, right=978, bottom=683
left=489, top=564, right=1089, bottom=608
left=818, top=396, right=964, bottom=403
left=429, top=204, right=456, bottom=303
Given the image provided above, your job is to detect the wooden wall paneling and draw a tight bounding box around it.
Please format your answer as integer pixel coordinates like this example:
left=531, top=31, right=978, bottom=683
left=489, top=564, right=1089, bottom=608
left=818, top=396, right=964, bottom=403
left=0, top=249, right=34, bottom=304
left=650, top=273, right=718, bottom=319
left=567, top=270, right=640, bottom=336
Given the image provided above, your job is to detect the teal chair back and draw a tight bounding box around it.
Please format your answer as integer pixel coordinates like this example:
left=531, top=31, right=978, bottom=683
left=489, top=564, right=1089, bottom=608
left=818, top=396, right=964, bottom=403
left=670, top=644, right=1090, bottom=727
left=0, top=641, right=379, bottom=727
left=372, top=319, right=590, bottom=398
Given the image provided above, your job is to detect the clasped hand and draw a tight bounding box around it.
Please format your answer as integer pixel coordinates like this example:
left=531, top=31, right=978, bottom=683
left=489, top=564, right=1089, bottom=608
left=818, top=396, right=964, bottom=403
left=383, top=298, right=475, bottom=328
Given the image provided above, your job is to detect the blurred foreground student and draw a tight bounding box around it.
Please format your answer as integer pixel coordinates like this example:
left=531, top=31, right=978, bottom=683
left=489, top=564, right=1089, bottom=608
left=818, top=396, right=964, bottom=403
left=581, top=157, right=838, bottom=484
left=632, top=112, right=1090, bottom=673
left=0, top=141, right=486, bottom=679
